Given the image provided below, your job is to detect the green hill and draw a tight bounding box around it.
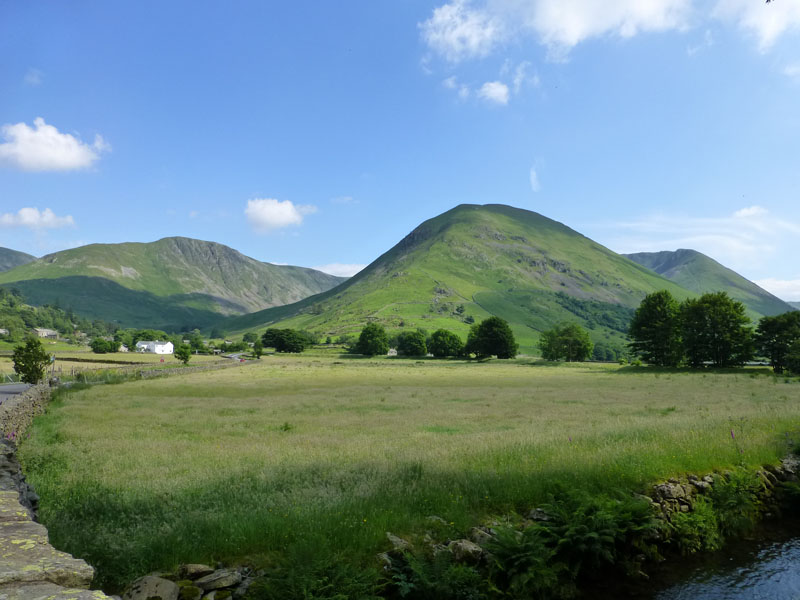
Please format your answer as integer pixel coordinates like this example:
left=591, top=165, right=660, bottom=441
left=789, top=302, right=800, bottom=310
left=218, top=204, right=694, bottom=353
left=0, top=237, right=344, bottom=330
left=0, top=247, right=35, bottom=272
left=624, top=249, right=794, bottom=318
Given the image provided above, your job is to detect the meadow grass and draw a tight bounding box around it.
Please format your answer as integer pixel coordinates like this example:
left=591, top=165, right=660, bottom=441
left=18, top=356, right=800, bottom=591
left=0, top=351, right=224, bottom=375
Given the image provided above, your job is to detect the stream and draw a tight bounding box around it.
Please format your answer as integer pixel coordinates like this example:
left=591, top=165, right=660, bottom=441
left=634, top=518, right=800, bottom=599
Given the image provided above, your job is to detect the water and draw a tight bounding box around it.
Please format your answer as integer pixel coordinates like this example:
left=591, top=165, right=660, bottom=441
left=645, top=520, right=800, bottom=599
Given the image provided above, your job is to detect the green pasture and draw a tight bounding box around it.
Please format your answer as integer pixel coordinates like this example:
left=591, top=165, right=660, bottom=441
left=19, top=356, right=800, bottom=591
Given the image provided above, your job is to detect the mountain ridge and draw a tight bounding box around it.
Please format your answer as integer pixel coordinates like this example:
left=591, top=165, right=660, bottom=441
left=624, top=249, right=794, bottom=318
left=0, top=237, right=344, bottom=330
left=0, top=247, right=35, bottom=272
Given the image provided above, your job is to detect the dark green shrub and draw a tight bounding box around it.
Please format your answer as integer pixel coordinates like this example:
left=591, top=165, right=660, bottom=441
left=485, top=526, right=565, bottom=599
left=391, top=551, right=487, bottom=600
left=355, top=323, right=389, bottom=356
left=708, top=470, right=762, bottom=537
left=244, top=557, right=380, bottom=600
left=668, top=497, right=721, bottom=555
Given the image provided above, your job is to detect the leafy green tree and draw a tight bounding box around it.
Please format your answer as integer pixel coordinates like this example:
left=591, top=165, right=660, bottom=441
left=466, top=317, right=518, bottom=359
left=252, top=339, right=263, bottom=359
left=428, top=329, right=464, bottom=358
left=397, top=330, right=427, bottom=356
left=90, top=338, right=120, bottom=353
left=355, top=323, right=389, bottom=356
left=680, top=292, right=754, bottom=368
left=628, top=290, right=682, bottom=366
left=261, top=328, right=307, bottom=353
left=539, top=323, right=593, bottom=362
left=786, top=340, right=800, bottom=375
left=174, top=344, right=192, bottom=365
left=755, top=311, right=800, bottom=374
left=12, top=338, right=50, bottom=384
left=242, top=332, right=259, bottom=344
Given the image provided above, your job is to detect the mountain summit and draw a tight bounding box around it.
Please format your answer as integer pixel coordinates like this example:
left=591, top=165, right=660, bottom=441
left=220, top=204, right=691, bottom=351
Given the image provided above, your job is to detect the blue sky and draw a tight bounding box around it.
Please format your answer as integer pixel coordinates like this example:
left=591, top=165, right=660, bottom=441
left=2, top=1, right=800, bottom=298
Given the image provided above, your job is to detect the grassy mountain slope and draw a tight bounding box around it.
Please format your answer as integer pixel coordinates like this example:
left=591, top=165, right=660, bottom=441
left=220, top=204, right=693, bottom=352
left=0, top=247, right=35, bottom=272
left=624, top=249, right=794, bottom=318
left=789, top=302, right=800, bottom=310
left=0, top=237, right=344, bottom=330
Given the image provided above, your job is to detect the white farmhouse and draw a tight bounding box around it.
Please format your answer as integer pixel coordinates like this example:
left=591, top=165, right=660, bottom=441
left=135, top=340, right=174, bottom=354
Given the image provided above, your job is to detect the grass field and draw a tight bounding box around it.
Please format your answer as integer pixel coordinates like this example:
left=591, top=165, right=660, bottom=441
left=0, top=351, right=224, bottom=376
left=19, top=356, right=800, bottom=592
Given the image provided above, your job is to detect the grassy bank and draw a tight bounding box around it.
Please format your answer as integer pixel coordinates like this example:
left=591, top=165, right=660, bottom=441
left=18, top=356, right=800, bottom=593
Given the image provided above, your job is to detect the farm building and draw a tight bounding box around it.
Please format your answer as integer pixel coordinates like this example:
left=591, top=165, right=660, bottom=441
left=34, top=328, right=58, bottom=339
left=135, top=340, right=174, bottom=354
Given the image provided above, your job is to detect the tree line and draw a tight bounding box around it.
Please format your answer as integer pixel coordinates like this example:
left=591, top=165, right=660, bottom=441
left=629, top=290, right=800, bottom=373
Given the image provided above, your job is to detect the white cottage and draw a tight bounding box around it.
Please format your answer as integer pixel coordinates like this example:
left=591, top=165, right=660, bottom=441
left=135, top=340, right=174, bottom=354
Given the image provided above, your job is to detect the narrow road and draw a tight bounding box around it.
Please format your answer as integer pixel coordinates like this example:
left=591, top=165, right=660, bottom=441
left=0, top=383, right=31, bottom=406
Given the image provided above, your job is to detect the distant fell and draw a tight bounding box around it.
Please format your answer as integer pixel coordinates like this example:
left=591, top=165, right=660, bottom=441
left=624, top=249, right=794, bottom=318
left=0, top=237, right=344, bottom=330
left=220, top=204, right=693, bottom=353
left=0, top=247, right=35, bottom=272
left=789, top=302, right=800, bottom=311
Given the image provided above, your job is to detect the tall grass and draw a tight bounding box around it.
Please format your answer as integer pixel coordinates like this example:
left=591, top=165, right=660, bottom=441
left=19, top=356, right=800, bottom=590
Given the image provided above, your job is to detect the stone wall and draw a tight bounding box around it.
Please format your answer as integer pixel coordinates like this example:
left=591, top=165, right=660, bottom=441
left=0, top=384, right=51, bottom=441
left=0, top=386, right=111, bottom=600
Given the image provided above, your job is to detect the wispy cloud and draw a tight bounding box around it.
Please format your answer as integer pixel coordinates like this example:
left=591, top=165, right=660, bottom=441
left=245, top=198, right=317, bottom=233
left=753, top=278, right=800, bottom=301
left=24, top=68, right=43, bottom=86
left=0, top=207, right=75, bottom=230
left=590, top=205, right=800, bottom=276
left=687, top=29, right=714, bottom=56
left=529, top=167, right=541, bottom=192
left=330, top=196, right=358, bottom=205
left=312, top=263, right=366, bottom=277
left=0, top=117, right=110, bottom=172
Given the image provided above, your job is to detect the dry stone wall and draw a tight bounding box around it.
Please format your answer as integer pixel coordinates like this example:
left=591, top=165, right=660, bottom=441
left=0, top=386, right=111, bottom=600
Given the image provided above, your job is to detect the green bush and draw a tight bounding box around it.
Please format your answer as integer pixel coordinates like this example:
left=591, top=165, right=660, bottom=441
left=12, top=337, right=50, bottom=384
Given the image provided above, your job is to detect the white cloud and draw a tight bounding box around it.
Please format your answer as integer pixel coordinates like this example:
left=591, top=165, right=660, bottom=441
left=733, top=205, right=767, bottom=218
left=529, top=167, right=541, bottom=192
left=443, top=75, right=458, bottom=89
left=312, top=263, right=366, bottom=277
left=422, top=0, right=692, bottom=60
left=526, top=0, right=692, bottom=56
left=419, top=0, right=504, bottom=62
left=478, top=80, right=509, bottom=104
left=713, top=0, right=800, bottom=51
left=753, top=278, right=800, bottom=302
left=24, top=68, right=43, bottom=86
left=0, top=117, right=110, bottom=172
left=0, top=207, right=75, bottom=230
left=245, top=198, right=317, bottom=232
